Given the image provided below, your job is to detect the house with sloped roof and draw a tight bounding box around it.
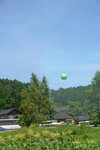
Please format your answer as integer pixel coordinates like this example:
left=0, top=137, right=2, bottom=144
left=53, top=112, right=74, bottom=123
left=53, top=107, right=74, bottom=124
left=53, top=107, right=90, bottom=124
left=0, top=108, right=22, bottom=126
left=0, top=108, right=21, bottom=119
left=55, top=107, right=71, bottom=114
left=76, top=115, right=90, bottom=121
left=75, top=115, right=90, bottom=124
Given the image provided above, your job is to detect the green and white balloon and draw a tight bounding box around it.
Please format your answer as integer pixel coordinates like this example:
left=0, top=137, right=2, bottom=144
left=61, top=72, right=67, bottom=80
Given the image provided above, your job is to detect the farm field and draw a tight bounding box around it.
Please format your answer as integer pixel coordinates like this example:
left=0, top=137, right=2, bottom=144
left=0, top=125, right=100, bottom=150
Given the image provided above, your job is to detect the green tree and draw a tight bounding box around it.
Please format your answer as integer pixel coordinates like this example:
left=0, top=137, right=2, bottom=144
left=0, top=79, right=27, bottom=110
left=86, top=71, right=100, bottom=125
left=40, top=76, right=55, bottom=119
left=68, top=101, right=82, bottom=117
left=19, top=73, right=54, bottom=126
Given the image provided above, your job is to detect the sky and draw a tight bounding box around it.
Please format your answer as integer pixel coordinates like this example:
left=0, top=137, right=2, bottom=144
left=0, top=0, right=100, bottom=89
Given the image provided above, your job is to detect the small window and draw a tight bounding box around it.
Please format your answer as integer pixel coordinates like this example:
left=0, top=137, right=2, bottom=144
left=8, top=115, right=14, bottom=119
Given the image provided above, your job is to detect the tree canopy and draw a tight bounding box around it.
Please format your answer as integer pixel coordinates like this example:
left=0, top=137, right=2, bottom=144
left=19, top=73, right=54, bottom=126
left=86, top=71, right=100, bottom=125
left=51, top=85, right=91, bottom=106
left=0, top=79, right=27, bottom=110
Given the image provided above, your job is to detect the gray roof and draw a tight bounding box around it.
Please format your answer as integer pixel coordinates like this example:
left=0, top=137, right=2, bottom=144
left=53, top=112, right=73, bottom=120
left=75, top=116, right=90, bottom=121
left=0, top=108, right=21, bottom=115
left=55, top=107, right=70, bottom=111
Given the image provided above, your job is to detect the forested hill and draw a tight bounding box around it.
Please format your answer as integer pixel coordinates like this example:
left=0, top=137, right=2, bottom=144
left=51, top=85, right=92, bottom=106
left=0, top=78, right=91, bottom=110
left=0, top=79, right=27, bottom=110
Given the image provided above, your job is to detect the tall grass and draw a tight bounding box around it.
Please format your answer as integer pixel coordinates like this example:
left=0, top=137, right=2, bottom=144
left=0, top=125, right=100, bottom=149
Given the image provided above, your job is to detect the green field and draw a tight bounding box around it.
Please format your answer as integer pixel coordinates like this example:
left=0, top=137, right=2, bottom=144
left=0, top=125, right=100, bottom=150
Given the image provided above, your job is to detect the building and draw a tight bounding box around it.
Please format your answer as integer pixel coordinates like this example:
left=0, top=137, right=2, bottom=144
left=55, top=107, right=71, bottom=114
left=75, top=115, right=90, bottom=124
left=53, top=112, right=74, bottom=123
left=53, top=107, right=74, bottom=123
left=0, top=108, right=21, bottom=126
left=0, top=108, right=21, bottom=119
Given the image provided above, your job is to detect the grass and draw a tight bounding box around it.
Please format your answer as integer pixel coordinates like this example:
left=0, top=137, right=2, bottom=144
left=0, top=125, right=100, bottom=149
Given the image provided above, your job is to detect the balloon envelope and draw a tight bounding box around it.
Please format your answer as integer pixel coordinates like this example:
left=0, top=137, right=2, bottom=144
left=61, top=72, right=67, bottom=80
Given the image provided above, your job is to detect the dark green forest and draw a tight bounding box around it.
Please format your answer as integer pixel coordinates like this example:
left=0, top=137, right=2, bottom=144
left=0, top=79, right=28, bottom=110
left=0, top=78, right=91, bottom=110
left=51, top=85, right=92, bottom=106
